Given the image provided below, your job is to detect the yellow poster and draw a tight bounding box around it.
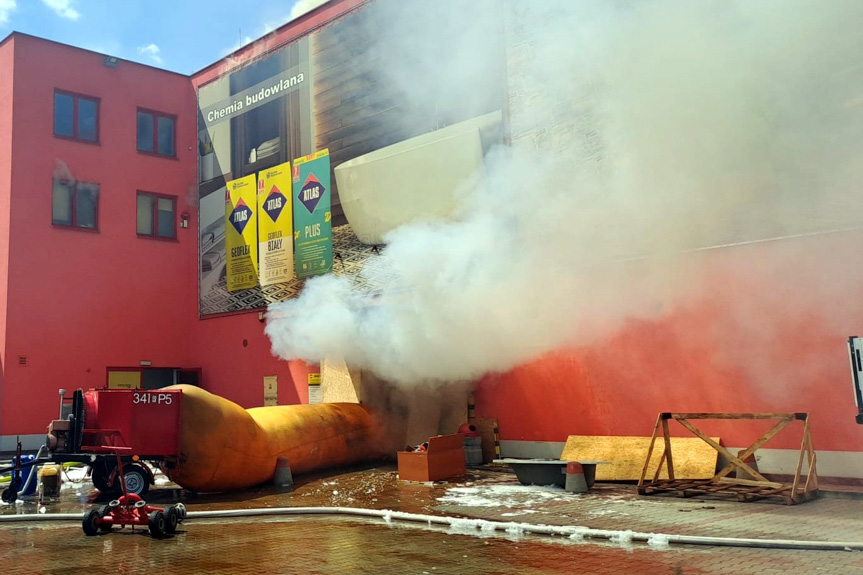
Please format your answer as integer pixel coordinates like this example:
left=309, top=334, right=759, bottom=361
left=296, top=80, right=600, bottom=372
left=257, top=162, right=294, bottom=287
left=225, top=174, right=258, bottom=292
left=107, top=370, right=141, bottom=390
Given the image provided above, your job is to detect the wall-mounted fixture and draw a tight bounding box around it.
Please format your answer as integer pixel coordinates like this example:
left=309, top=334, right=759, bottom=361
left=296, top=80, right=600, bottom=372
left=140, top=360, right=152, bottom=366
left=180, top=213, right=190, bottom=228
left=103, top=56, right=119, bottom=68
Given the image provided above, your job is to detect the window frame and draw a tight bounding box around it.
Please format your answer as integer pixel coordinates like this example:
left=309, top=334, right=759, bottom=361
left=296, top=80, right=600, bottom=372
left=53, top=89, right=100, bottom=144
left=52, top=178, right=100, bottom=232
left=136, top=191, right=178, bottom=241
left=136, top=108, right=177, bottom=158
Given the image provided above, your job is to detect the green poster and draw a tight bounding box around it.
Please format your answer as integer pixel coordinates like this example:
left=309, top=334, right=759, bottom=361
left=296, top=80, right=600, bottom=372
left=292, top=149, right=333, bottom=279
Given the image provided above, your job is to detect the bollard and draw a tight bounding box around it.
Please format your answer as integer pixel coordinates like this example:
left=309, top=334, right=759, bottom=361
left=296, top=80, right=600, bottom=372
left=564, top=461, right=589, bottom=494
left=274, top=456, right=293, bottom=487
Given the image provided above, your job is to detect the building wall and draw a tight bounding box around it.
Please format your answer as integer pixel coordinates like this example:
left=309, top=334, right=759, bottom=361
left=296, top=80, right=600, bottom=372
left=0, top=37, right=15, bottom=442
left=475, top=231, right=863, bottom=475
left=0, top=35, right=198, bottom=437
left=187, top=313, right=309, bottom=408
left=1, top=1, right=859, bottom=483
left=473, top=1, right=863, bottom=476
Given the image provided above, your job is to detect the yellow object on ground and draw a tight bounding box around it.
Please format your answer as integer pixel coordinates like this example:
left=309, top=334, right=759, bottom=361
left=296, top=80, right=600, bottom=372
left=37, top=464, right=62, bottom=497
left=163, top=385, right=389, bottom=492
left=560, top=435, right=720, bottom=481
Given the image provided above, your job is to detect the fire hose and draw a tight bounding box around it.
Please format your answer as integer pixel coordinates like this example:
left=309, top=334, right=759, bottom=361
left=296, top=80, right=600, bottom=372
left=1, top=506, right=862, bottom=551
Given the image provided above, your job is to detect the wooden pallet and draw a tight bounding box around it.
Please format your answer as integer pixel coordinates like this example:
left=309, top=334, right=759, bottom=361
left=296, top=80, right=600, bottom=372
left=639, top=478, right=818, bottom=505
left=637, top=413, right=819, bottom=505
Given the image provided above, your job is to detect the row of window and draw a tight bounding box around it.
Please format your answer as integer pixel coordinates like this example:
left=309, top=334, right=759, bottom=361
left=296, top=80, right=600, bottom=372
left=52, top=179, right=177, bottom=239
left=53, top=90, right=176, bottom=158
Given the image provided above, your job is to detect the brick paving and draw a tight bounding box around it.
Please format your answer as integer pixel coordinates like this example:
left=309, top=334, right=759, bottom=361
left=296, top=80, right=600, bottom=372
left=2, top=464, right=863, bottom=574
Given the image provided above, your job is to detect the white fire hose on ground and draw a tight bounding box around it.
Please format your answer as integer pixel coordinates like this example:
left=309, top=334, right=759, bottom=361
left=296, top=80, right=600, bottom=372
left=1, top=506, right=862, bottom=552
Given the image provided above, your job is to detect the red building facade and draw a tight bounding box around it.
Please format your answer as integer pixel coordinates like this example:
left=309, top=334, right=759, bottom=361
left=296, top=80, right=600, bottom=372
left=1, top=0, right=862, bottom=482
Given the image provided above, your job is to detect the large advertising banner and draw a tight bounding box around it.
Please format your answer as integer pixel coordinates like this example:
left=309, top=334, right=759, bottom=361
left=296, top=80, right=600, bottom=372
left=225, top=174, right=259, bottom=292
left=195, top=1, right=506, bottom=316
left=258, top=162, right=294, bottom=287
left=292, top=149, right=333, bottom=279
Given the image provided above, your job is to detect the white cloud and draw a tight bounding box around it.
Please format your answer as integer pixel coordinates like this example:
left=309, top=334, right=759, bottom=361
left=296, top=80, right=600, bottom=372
left=137, top=43, right=162, bottom=65
left=42, top=0, right=79, bottom=21
left=0, top=0, right=16, bottom=25
left=290, top=0, right=327, bottom=20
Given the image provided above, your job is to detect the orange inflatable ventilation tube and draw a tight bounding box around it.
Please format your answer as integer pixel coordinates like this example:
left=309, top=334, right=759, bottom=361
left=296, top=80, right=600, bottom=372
left=162, top=385, right=388, bottom=492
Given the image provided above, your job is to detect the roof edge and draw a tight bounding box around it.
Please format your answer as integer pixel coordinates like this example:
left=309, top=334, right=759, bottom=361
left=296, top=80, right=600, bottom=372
left=0, top=31, right=190, bottom=78
left=192, top=0, right=369, bottom=82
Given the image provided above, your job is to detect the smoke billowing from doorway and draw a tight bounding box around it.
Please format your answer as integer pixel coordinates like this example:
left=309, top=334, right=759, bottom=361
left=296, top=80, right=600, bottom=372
left=266, top=0, right=863, bottom=388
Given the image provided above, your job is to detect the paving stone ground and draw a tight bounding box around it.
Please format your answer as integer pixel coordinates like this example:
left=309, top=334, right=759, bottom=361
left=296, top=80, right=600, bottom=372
left=2, top=464, right=863, bottom=574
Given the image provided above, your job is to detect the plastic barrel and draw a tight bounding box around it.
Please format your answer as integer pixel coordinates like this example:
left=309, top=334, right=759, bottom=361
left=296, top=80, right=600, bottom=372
left=38, top=464, right=62, bottom=497
left=14, top=455, right=37, bottom=497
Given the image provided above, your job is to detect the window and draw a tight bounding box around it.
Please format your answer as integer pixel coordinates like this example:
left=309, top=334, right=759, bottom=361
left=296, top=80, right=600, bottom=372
left=137, top=192, right=176, bottom=239
left=52, top=179, right=99, bottom=230
left=54, top=91, right=99, bottom=143
left=137, top=109, right=176, bottom=157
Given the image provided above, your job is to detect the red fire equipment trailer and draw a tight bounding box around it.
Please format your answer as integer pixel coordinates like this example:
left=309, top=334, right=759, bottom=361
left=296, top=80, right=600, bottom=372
left=46, top=388, right=183, bottom=496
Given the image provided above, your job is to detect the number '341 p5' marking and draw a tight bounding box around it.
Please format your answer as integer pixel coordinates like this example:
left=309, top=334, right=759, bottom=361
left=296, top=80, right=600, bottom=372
left=132, top=392, right=173, bottom=405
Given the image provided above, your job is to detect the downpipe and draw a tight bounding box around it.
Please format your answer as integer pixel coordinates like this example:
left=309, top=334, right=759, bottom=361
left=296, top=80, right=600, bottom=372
left=1, top=505, right=862, bottom=552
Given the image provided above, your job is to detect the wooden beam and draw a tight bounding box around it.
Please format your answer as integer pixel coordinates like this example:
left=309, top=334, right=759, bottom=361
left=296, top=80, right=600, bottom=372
left=675, top=418, right=772, bottom=483
left=661, top=416, right=675, bottom=480
left=672, top=413, right=795, bottom=420
left=639, top=414, right=662, bottom=487
left=714, top=418, right=790, bottom=480
left=792, top=415, right=811, bottom=495
left=717, top=477, right=785, bottom=489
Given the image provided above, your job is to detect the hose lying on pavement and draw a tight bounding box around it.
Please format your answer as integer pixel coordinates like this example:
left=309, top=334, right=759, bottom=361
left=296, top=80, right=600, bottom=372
left=1, top=506, right=862, bottom=551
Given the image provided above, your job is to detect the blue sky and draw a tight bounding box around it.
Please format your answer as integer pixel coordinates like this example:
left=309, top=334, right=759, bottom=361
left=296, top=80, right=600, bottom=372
left=0, top=0, right=326, bottom=74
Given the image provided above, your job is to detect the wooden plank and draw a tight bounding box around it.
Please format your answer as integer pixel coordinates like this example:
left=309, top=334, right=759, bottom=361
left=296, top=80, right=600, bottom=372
left=714, top=419, right=790, bottom=481
left=561, top=435, right=719, bottom=481
left=639, top=414, right=662, bottom=486
left=792, top=415, right=810, bottom=495
left=804, top=434, right=818, bottom=493
left=717, top=477, right=785, bottom=489
left=662, top=417, right=675, bottom=480
left=672, top=413, right=794, bottom=420
left=651, top=450, right=667, bottom=483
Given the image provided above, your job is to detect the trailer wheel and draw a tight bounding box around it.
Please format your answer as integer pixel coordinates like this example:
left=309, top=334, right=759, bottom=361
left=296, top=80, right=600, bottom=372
left=91, top=462, right=114, bottom=493
left=148, top=510, right=166, bottom=538
left=165, top=506, right=179, bottom=534
left=82, top=509, right=101, bottom=536
left=121, top=464, right=150, bottom=497
left=1, top=477, right=21, bottom=503
left=97, top=505, right=112, bottom=532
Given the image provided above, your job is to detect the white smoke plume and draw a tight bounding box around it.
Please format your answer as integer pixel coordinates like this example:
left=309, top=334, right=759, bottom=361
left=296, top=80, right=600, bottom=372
left=267, top=0, right=863, bottom=388
left=290, top=0, right=328, bottom=20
